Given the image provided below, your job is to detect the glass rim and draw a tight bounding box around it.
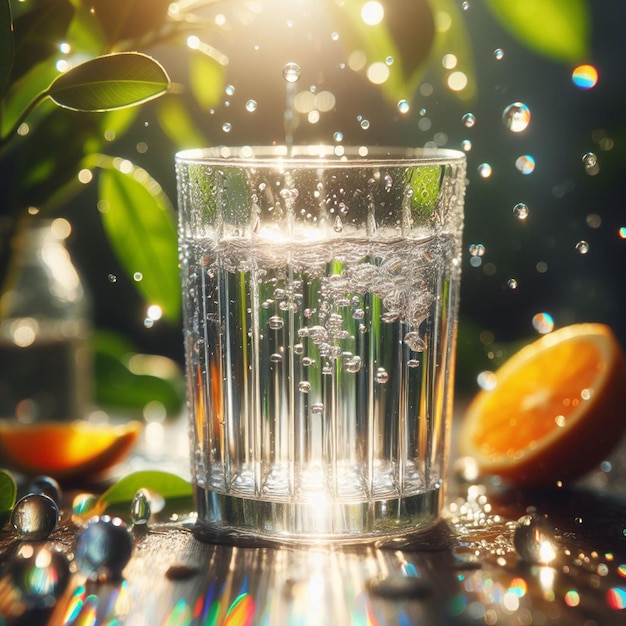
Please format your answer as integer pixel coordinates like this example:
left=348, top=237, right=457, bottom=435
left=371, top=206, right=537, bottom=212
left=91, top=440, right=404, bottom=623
left=175, top=145, right=466, bottom=167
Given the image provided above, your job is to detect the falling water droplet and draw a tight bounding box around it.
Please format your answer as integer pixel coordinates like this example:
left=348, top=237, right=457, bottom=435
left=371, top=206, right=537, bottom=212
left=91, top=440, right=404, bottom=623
left=282, top=62, right=302, bottom=83
left=514, top=515, right=558, bottom=564
left=477, top=163, right=492, bottom=178
left=334, top=215, right=344, bottom=232
left=575, top=240, right=590, bottom=254
left=532, top=312, right=554, bottom=334
left=582, top=152, right=600, bottom=175
left=11, top=494, right=59, bottom=540
left=75, top=516, right=133, bottom=581
left=245, top=99, right=258, bottom=112
left=469, top=243, right=486, bottom=257
left=502, top=102, right=531, bottom=133
left=130, top=489, right=151, bottom=525
left=397, top=99, right=410, bottom=114
left=515, top=155, right=536, bottom=175
left=513, top=203, right=529, bottom=220
left=462, top=113, right=476, bottom=128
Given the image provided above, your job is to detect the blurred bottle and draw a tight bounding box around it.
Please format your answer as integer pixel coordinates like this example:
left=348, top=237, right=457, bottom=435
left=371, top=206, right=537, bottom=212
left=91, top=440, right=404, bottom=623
left=0, top=217, right=92, bottom=421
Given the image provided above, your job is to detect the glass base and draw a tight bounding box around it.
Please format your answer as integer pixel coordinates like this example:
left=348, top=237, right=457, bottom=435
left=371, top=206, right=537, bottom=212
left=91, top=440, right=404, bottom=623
left=192, top=485, right=442, bottom=547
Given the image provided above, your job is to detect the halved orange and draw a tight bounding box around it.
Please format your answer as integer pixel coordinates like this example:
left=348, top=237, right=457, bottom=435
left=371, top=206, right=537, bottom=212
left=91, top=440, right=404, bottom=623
left=458, top=323, right=626, bottom=487
left=0, top=420, right=142, bottom=481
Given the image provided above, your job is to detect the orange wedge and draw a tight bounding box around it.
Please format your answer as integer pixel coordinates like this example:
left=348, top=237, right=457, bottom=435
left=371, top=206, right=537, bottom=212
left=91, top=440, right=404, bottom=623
left=458, top=323, right=626, bottom=487
left=0, top=420, right=142, bottom=480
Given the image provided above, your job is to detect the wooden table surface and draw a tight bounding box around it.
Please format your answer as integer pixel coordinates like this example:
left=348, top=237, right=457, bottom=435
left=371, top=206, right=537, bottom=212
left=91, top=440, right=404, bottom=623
left=2, top=417, right=626, bottom=626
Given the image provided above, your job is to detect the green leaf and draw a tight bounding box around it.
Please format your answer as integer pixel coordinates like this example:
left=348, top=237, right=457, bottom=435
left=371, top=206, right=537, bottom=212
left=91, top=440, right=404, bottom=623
left=329, top=0, right=436, bottom=102
left=188, top=49, right=225, bottom=111
left=98, top=159, right=181, bottom=320
left=94, top=329, right=185, bottom=415
left=484, top=0, right=590, bottom=63
left=91, top=0, right=172, bottom=44
left=77, top=470, right=192, bottom=519
left=427, top=0, right=476, bottom=101
left=47, top=52, right=170, bottom=111
left=10, top=0, right=74, bottom=83
left=0, top=468, right=17, bottom=527
left=155, top=94, right=208, bottom=149
left=0, top=0, right=12, bottom=97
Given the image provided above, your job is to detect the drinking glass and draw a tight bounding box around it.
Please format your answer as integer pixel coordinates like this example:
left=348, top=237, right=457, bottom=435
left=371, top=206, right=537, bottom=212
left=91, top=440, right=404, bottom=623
left=176, top=145, right=466, bottom=544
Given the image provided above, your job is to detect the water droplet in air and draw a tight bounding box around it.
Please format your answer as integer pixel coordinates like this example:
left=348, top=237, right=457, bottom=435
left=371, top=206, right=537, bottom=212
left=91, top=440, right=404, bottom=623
left=575, top=240, right=590, bottom=254
left=9, top=544, right=70, bottom=608
left=514, top=515, right=557, bottom=564
left=376, top=368, right=389, bottom=384
left=502, top=102, right=531, bottom=133
left=75, top=516, right=133, bottom=581
left=108, top=273, right=117, bottom=283
left=477, top=163, right=492, bottom=178
left=130, top=489, right=151, bottom=525
left=397, top=99, right=410, bottom=114
left=268, top=315, right=285, bottom=330
left=461, top=1, right=470, bottom=10
left=462, top=113, right=476, bottom=128
left=360, top=118, right=370, bottom=130
left=532, top=312, right=554, bottom=334
left=494, top=48, right=504, bottom=61
left=572, top=64, right=598, bottom=89
left=282, top=62, right=302, bottom=83
left=334, top=216, right=344, bottom=232
left=333, top=131, right=344, bottom=142
left=245, top=99, right=258, bottom=112
left=583, top=152, right=600, bottom=175
left=469, top=243, right=486, bottom=257
left=513, top=203, right=529, bottom=220
left=461, top=139, right=472, bottom=152
left=29, top=475, right=62, bottom=504
left=515, top=155, right=535, bottom=175
left=222, top=122, right=232, bottom=133
left=507, top=278, right=518, bottom=290
left=11, top=494, right=59, bottom=540
left=225, top=84, right=235, bottom=96
left=477, top=371, right=497, bottom=391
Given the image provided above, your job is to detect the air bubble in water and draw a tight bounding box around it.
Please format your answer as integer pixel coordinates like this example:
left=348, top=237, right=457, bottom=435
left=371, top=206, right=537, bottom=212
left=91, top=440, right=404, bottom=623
left=245, top=99, right=258, bottom=112
left=334, top=216, right=344, bottom=232
left=469, top=243, right=486, bottom=257
left=225, top=84, right=235, bottom=96
left=404, top=332, right=426, bottom=352
left=575, top=240, right=590, bottom=254
left=311, top=403, right=324, bottom=414
left=515, top=155, right=535, bottom=175
left=513, top=203, right=529, bottom=220
left=345, top=356, right=362, bottom=373
left=462, top=113, right=476, bottom=128
left=282, top=62, right=302, bottom=83
left=494, top=48, right=504, bottom=60
left=333, top=131, right=344, bottom=142
left=360, top=118, right=370, bottom=130
left=502, top=102, right=531, bottom=133
left=514, top=515, right=557, bottom=564
left=397, top=99, right=410, bottom=114
left=270, top=353, right=283, bottom=363
left=298, top=381, right=311, bottom=393
left=268, top=315, right=284, bottom=330
left=11, top=494, right=59, bottom=540
left=477, top=163, right=492, bottom=178
left=222, top=122, right=232, bottom=133
left=376, top=368, right=389, bottom=384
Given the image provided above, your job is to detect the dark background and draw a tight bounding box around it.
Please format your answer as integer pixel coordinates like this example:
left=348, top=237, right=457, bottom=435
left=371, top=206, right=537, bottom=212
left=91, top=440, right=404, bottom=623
left=63, top=0, right=626, bottom=392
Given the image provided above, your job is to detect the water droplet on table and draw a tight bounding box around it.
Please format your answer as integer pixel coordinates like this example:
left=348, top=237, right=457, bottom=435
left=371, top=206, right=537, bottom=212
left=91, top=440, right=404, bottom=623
left=130, top=489, right=151, bottom=526
left=514, top=514, right=558, bottom=564
left=11, top=494, right=59, bottom=541
left=75, top=516, right=133, bottom=581
left=9, top=543, right=70, bottom=608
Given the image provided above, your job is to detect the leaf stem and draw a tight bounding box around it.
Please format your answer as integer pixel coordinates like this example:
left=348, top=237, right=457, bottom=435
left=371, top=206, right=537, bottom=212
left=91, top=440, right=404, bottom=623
left=0, top=89, right=49, bottom=149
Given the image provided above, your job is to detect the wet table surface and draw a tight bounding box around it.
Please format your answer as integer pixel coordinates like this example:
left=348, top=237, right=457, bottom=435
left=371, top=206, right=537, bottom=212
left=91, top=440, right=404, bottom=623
left=2, top=417, right=626, bottom=626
